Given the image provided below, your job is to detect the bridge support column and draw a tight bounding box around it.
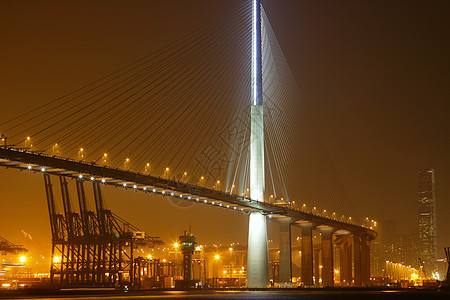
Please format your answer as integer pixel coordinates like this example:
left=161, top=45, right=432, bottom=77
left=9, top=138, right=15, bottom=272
left=340, top=235, right=352, bottom=287
left=364, top=236, right=371, bottom=286
left=354, top=234, right=370, bottom=287
left=247, top=212, right=270, bottom=288
left=278, top=218, right=292, bottom=284
left=322, top=231, right=334, bottom=287
left=354, top=234, right=362, bottom=287
left=301, top=227, right=313, bottom=286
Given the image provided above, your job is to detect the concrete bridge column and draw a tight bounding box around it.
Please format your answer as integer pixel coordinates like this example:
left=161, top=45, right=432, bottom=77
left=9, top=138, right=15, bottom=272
left=361, top=235, right=370, bottom=286
left=278, top=218, right=293, bottom=284
left=313, top=248, right=320, bottom=285
left=321, top=231, right=334, bottom=287
left=247, top=212, right=270, bottom=288
left=353, top=234, right=371, bottom=287
left=339, top=235, right=352, bottom=287
left=301, top=227, right=313, bottom=286
left=353, top=234, right=362, bottom=287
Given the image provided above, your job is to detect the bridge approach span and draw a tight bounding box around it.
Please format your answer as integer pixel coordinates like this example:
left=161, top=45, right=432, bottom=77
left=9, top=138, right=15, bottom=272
left=0, top=146, right=375, bottom=238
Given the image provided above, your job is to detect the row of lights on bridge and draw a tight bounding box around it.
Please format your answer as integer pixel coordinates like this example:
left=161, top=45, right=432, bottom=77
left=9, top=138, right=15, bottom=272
left=29, top=165, right=377, bottom=225
left=29, top=141, right=273, bottom=197
left=29, top=165, right=377, bottom=226
left=22, top=138, right=377, bottom=228
left=29, top=165, right=249, bottom=214
left=22, top=138, right=287, bottom=200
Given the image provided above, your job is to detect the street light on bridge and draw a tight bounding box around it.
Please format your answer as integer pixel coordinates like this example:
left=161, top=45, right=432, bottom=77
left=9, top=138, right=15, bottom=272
left=197, top=176, right=205, bottom=186
left=52, top=143, right=60, bottom=156
left=213, top=180, right=221, bottom=190
left=24, top=136, right=31, bottom=148
left=78, top=148, right=84, bottom=160
left=124, top=157, right=130, bottom=169
left=162, top=167, right=170, bottom=179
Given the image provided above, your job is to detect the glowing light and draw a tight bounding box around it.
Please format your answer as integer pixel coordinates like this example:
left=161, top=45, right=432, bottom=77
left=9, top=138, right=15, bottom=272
left=133, top=185, right=137, bottom=189
left=215, top=254, right=220, bottom=260
left=103, top=153, right=107, bottom=157
left=90, top=176, right=95, bottom=181
left=174, top=243, right=179, bottom=249
left=53, top=256, right=61, bottom=263
left=252, top=0, right=258, bottom=105
left=26, top=136, right=31, bottom=141
left=41, top=167, right=46, bottom=172
left=123, top=183, right=127, bottom=187
left=147, top=254, right=152, bottom=259
left=80, top=148, right=83, bottom=152
left=79, top=175, right=83, bottom=178
left=27, top=165, right=32, bottom=170
left=101, top=179, right=106, bottom=183
left=19, top=256, right=26, bottom=263
left=165, top=167, right=169, bottom=171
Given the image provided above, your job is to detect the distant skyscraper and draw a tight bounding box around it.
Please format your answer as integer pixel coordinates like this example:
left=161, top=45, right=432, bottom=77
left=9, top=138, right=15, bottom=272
left=418, top=169, right=437, bottom=277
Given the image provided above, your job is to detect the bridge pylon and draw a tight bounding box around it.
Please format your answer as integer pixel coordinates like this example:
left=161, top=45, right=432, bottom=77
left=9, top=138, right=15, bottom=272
left=246, top=0, right=270, bottom=288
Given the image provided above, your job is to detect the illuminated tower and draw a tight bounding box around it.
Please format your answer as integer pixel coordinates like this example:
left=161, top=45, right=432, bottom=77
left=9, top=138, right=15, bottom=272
left=247, top=0, right=270, bottom=288
left=418, top=169, right=437, bottom=277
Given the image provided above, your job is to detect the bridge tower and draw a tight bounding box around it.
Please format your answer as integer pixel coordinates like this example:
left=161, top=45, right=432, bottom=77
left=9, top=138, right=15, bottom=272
left=247, top=0, right=270, bottom=288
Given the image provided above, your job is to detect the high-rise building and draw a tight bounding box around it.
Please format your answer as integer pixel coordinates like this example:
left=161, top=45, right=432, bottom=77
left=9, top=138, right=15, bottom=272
left=418, top=169, right=437, bottom=277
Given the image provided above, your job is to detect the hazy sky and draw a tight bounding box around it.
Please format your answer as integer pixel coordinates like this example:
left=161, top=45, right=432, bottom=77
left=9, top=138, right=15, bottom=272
left=0, top=0, right=449, bottom=258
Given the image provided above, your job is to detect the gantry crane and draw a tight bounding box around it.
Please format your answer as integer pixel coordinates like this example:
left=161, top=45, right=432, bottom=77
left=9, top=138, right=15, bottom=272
left=0, top=235, right=27, bottom=255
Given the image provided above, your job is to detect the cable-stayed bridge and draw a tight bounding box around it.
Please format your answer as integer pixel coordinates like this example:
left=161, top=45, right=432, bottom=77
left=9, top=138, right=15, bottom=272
left=0, top=0, right=376, bottom=289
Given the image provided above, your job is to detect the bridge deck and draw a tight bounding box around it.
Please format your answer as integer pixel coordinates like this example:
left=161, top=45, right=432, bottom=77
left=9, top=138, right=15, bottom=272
left=0, top=147, right=375, bottom=238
